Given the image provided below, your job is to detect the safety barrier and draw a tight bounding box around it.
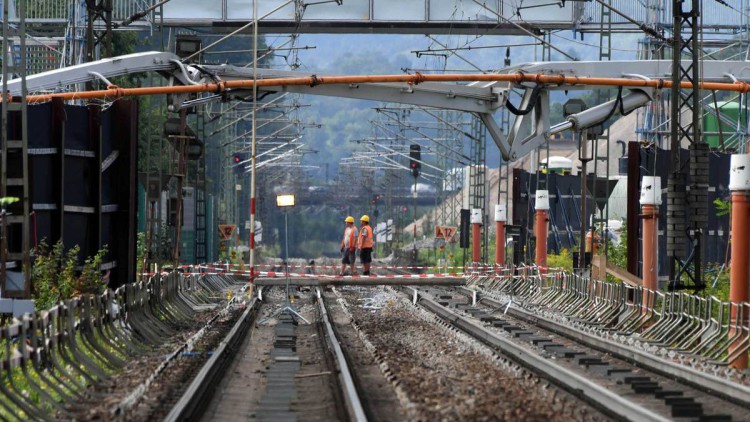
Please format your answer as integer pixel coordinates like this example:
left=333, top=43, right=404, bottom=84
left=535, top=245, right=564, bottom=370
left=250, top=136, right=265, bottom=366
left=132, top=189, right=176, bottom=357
left=468, top=266, right=750, bottom=369
left=0, top=271, right=239, bottom=420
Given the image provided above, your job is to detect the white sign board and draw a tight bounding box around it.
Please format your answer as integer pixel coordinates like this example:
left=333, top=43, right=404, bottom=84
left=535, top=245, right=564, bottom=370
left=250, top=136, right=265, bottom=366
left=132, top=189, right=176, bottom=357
left=376, top=222, right=387, bottom=243
left=254, top=221, right=263, bottom=243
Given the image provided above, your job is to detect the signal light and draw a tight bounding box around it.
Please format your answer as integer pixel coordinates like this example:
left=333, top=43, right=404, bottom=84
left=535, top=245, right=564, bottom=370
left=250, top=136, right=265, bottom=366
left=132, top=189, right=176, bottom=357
left=402, top=206, right=408, bottom=212
left=409, top=144, right=421, bottom=178
left=232, top=153, right=246, bottom=175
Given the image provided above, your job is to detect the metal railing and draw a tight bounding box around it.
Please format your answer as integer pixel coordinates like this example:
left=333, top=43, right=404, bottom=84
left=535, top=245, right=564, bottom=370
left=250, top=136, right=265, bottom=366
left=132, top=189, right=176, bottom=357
left=0, top=270, right=238, bottom=420
left=580, top=1, right=749, bottom=32
left=15, top=0, right=156, bottom=23
left=469, top=265, right=750, bottom=368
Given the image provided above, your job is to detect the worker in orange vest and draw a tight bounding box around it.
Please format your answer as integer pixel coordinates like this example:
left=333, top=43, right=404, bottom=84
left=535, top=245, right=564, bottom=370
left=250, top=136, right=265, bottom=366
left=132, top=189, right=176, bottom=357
left=340, top=216, right=358, bottom=276
left=358, top=215, right=374, bottom=275
left=585, top=227, right=601, bottom=255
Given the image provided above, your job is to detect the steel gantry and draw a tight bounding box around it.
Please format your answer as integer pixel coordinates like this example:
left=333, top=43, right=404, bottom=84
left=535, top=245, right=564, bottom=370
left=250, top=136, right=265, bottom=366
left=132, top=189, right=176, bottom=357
left=668, top=0, right=706, bottom=290
left=10, top=52, right=750, bottom=284
left=10, top=54, right=750, bottom=165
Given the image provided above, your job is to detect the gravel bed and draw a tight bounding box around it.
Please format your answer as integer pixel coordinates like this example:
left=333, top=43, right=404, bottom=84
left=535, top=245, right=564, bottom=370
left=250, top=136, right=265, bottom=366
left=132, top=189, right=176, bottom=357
left=337, top=287, right=607, bottom=422
left=124, top=309, right=243, bottom=421
left=64, top=305, right=243, bottom=421
left=324, top=291, right=407, bottom=421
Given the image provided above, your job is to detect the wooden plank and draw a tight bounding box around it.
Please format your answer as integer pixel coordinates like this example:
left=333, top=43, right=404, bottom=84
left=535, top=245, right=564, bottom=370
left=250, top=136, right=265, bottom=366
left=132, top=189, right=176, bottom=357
left=592, top=255, right=641, bottom=287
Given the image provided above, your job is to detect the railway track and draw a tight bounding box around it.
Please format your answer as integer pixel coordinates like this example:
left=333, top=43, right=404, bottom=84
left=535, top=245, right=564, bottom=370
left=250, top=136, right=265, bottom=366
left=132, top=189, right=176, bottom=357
left=403, top=285, right=749, bottom=421
left=163, top=285, right=369, bottom=421
left=56, top=264, right=749, bottom=421
left=156, top=270, right=601, bottom=421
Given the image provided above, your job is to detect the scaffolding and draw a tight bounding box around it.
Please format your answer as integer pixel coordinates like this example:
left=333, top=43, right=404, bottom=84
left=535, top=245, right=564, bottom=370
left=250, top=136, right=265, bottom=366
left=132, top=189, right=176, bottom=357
left=0, top=0, right=30, bottom=296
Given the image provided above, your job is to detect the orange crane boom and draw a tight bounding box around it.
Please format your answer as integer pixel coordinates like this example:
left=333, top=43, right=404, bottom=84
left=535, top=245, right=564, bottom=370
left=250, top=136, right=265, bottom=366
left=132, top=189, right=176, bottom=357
left=16, top=72, right=750, bottom=104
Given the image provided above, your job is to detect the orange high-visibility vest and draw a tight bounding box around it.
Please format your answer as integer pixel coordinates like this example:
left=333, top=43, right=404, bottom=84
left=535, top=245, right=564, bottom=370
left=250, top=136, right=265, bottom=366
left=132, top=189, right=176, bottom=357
left=341, top=226, right=358, bottom=249
left=358, top=224, right=373, bottom=249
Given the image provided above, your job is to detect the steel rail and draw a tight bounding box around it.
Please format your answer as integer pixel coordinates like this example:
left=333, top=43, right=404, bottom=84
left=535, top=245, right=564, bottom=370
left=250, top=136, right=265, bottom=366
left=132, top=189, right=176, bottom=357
left=473, top=291, right=750, bottom=409
left=16, top=72, right=750, bottom=104
left=406, top=288, right=670, bottom=422
left=164, top=295, right=261, bottom=422
left=317, top=288, right=368, bottom=422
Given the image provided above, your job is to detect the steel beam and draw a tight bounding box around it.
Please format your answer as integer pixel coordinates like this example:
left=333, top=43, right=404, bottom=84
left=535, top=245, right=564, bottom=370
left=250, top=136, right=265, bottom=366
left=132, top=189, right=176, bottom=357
left=4, top=52, right=182, bottom=95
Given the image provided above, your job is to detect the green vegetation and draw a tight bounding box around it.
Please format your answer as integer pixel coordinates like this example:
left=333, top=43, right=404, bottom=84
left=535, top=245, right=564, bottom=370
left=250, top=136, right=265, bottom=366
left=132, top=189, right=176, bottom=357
left=547, top=248, right=574, bottom=272
left=701, top=264, right=731, bottom=302
left=31, top=240, right=108, bottom=311
left=0, top=196, right=19, bottom=206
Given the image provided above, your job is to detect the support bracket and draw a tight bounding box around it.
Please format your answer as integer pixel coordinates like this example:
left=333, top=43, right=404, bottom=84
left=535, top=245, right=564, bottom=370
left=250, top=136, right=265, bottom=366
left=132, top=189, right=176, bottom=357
left=481, top=88, right=550, bottom=162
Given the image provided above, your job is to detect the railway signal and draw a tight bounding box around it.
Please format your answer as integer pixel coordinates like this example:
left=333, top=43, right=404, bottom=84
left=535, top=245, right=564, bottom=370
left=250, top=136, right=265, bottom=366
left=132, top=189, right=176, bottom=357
left=409, top=144, right=421, bottom=178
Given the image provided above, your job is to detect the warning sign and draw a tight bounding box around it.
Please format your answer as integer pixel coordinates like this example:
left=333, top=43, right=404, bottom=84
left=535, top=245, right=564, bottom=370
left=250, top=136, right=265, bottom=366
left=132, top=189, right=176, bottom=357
left=219, top=224, right=236, bottom=240
left=443, top=226, right=458, bottom=242
left=434, top=226, right=458, bottom=242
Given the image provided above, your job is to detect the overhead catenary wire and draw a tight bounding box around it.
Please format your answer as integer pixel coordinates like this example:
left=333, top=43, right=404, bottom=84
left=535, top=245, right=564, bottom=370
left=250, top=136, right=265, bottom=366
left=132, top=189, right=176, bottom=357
left=470, top=0, right=578, bottom=61
left=181, top=0, right=295, bottom=63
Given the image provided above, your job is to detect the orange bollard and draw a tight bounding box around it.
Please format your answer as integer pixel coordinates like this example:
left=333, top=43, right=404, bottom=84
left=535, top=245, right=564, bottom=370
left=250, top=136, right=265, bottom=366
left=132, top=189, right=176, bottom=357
left=640, top=176, right=661, bottom=309
left=535, top=190, right=550, bottom=273
left=729, top=154, right=750, bottom=369
left=471, top=208, right=483, bottom=264
left=494, top=204, right=507, bottom=271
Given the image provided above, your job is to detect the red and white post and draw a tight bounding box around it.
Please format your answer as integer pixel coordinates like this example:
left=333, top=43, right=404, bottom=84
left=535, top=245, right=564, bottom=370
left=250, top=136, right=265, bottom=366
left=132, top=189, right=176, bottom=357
left=494, top=204, right=507, bottom=272
left=729, top=154, right=750, bottom=369
left=535, top=190, right=550, bottom=273
left=640, top=176, right=661, bottom=309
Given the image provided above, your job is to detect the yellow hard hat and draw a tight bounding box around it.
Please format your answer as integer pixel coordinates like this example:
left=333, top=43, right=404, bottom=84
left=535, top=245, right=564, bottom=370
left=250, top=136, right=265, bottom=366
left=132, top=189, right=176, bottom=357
left=345, top=216, right=355, bottom=223
left=360, top=215, right=369, bottom=222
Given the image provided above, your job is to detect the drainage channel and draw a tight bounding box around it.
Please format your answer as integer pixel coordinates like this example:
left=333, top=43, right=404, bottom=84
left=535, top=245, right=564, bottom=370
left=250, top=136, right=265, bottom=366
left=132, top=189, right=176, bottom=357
left=256, top=312, right=301, bottom=421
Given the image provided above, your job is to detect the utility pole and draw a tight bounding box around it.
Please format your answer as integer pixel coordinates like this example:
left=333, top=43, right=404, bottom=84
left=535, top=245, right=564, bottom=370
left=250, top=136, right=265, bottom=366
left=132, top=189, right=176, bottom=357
left=578, top=130, right=592, bottom=270
left=85, top=0, right=113, bottom=62
left=413, top=176, right=417, bottom=261
left=668, top=0, right=706, bottom=290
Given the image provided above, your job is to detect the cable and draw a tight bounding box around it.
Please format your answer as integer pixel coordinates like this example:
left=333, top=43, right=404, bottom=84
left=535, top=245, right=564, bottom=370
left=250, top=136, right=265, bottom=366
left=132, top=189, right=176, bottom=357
left=506, top=85, right=542, bottom=116
left=550, top=32, right=643, bottom=53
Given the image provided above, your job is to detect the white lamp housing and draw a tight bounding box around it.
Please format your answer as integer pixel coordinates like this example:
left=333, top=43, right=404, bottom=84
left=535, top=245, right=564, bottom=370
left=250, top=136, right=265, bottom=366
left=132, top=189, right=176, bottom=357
left=494, top=204, right=507, bottom=222
left=535, top=190, right=550, bottom=211
left=276, top=193, right=296, bottom=207
left=639, top=176, right=662, bottom=205
left=729, top=154, right=750, bottom=191
left=470, top=208, right=483, bottom=225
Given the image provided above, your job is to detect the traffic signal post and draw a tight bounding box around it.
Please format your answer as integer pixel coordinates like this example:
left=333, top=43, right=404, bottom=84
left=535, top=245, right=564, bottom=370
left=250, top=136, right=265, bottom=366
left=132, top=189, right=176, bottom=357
left=409, top=144, right=421, bottom=262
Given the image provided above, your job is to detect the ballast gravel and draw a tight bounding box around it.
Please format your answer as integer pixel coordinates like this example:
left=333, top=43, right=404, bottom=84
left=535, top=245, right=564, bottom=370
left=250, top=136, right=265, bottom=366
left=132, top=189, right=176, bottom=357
left=340, top=288, right=607, bottom=422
